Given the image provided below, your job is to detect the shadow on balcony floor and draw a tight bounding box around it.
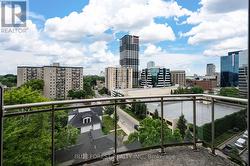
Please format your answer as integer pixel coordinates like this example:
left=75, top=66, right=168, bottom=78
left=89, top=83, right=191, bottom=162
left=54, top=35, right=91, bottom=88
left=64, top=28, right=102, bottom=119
left=86, top=146, right=237, bottom=166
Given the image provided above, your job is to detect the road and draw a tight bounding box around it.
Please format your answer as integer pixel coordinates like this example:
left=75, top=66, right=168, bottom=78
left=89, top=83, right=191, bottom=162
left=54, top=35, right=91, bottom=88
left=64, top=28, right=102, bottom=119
left=94, top=90, right=139, bottom=135
left=117, top=107, right=139, bottom=135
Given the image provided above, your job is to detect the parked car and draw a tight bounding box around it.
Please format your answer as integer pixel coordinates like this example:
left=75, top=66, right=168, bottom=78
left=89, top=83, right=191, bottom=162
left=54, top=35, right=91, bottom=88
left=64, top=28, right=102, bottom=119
left=222, top=144, right=234, bottom=155
left=242, top=130, right=248, bottom=139
left=134, top=125, right=139, bottom=131
left=235, top=138, right=246, bottom=150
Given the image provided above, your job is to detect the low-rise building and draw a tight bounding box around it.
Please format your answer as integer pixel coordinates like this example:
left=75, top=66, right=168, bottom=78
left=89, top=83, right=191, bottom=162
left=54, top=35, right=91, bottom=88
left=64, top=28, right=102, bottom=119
left=186, top=78, right=217, bottom=91
left=68, top=107, right=103, bottom=134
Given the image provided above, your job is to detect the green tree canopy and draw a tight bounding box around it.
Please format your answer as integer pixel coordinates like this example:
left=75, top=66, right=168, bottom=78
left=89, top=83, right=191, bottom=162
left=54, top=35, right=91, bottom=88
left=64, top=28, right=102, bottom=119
left=152, top=109, right=159, bottom=119
left=126, top=118, right=182, bottom=147
left=104, top=106, right=114, bottom=116
left=3, top=86, right=79, bottom=166
left=21, top=79, right=44, bottom=91
left=98, top=87, right=109, bottom=95
left=176, top=114, right=187, bottom=138
left=131, top=100, right=147, bottom=120
left=219, top=87, right=239, bottom=98
left=0, top=74, right=17, bottom=87
left=173, top=86, right=203, bottom=94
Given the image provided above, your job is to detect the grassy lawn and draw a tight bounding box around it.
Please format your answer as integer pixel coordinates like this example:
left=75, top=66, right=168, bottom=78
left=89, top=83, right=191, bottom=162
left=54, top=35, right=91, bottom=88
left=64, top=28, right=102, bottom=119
left=102, top=116, right=127, bottom=138
left=102, top=116, right=115, bottom=135
left=214, top=131, right=238, bottom=147
left=111, top=130, right=127, bottom=139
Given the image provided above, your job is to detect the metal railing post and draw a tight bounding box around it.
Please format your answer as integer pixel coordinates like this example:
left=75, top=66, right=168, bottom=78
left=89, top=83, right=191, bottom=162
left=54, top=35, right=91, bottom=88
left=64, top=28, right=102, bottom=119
left=51, top=105, right=55, bottom=166
left=113, top=100, right=119, bottom=165
left=192, top=96, right=197, bottom=150
left=160, top=97, right=165, bottom=154
left=0, top=86, right=3, bottom=166
left=211, top=98, right=215, bottom=155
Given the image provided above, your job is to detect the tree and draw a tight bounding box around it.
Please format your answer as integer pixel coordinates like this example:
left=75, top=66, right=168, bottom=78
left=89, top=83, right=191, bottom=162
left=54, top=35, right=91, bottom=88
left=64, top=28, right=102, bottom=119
left=173, top=86, right=203, bottom=94
left=184, top=129, right=193, bottom=141
left=219, top=87, right=239, bottom=98
left=0, top=74, right=17, bottom=87
left=68, top=89, right=86, bottom=99
left=176, top=114, right=187, bottom=138
left=191, top=86, right=204, bottom=94
left=98, top=87, right=108, bottom=95
left=152, top=109, right=159, bottom=119
left=83, top=75, right=105, bottom=88
left=22, top=79, right=44, bottom=91
left=104, top=106, right=114, bottom=116
left=131, top=100, right=147, bottom=120
left=126, top=118, right=182, bottom=147
left=83, top=81, right=95, bottom=98
left=3, top=87, right=79, bottom=166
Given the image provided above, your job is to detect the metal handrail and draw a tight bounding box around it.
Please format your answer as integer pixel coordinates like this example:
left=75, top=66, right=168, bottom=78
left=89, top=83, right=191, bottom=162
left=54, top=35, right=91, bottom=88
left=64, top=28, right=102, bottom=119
left=0, top=86, right=248, bottom=166
left=3, top=94, right=247, bottom=110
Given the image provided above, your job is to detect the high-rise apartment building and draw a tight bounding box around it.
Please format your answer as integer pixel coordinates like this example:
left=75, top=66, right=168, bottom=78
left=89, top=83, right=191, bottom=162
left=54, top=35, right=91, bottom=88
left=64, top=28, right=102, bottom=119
left=140, top=67, right=171, bottom=88
left=206, top=63, right=216, bottom=76
left=220, top=51, right=240, bottom=87
left=17, top=63, right=83, bottom=99
left=120, top=35, right=139, bottom=87
left=147, top=61, right=155, bottom=68
left=238, top=50, right=248, bottom=98
left=170, top=70, right=186, bottom=87
left=105, top=67, right=133, bottom=91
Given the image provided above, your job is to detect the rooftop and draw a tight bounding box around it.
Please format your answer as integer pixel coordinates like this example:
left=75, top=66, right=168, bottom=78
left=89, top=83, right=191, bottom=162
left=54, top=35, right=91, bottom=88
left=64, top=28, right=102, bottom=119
left=86, top=146, right=237, bottom=166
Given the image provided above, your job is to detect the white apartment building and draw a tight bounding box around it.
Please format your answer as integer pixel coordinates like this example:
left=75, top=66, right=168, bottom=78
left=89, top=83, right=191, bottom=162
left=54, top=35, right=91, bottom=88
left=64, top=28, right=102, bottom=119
left=17, top=63, right=83, bottom=99
left=105, top=66, right=133, bottom=91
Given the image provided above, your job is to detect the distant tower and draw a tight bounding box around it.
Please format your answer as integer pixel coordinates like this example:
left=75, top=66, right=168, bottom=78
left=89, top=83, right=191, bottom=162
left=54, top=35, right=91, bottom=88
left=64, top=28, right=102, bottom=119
left=147, top=61, right=155, bottom=68
left=120, top=35, right=139, bottom=87
left=206, top=63, right=216, bottom=76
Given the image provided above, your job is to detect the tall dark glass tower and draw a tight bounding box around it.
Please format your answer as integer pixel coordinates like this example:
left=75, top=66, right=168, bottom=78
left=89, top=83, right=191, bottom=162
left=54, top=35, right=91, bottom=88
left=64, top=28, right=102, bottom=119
left=220, top=51, right=240, bottom=87
left=120, top=35, right=139, bottom=87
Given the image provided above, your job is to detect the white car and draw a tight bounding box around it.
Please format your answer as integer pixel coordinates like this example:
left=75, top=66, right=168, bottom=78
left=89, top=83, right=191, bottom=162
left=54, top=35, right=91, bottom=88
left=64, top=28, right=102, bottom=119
left=235, top=138, right=246, bottom=149
left=242, top=130, right=248, bottom=139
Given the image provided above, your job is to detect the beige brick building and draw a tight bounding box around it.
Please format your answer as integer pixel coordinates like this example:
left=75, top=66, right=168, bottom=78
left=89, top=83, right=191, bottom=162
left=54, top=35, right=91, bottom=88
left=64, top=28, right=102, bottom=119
left=105, top=67, right=133, bottom=91
left=17, top=63, right=83, bottom=99
left=170, top=70, right=186, bottom=87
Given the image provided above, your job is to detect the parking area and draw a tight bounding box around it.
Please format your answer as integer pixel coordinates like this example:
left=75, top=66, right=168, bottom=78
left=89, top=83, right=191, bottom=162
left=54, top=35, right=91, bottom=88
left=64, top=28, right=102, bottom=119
left=220, top=130, right=248, bottom=164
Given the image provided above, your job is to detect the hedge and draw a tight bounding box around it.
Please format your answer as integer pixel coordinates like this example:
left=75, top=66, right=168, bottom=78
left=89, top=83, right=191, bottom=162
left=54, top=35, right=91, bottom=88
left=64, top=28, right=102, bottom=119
left=197, top=109, right=247, bottom=142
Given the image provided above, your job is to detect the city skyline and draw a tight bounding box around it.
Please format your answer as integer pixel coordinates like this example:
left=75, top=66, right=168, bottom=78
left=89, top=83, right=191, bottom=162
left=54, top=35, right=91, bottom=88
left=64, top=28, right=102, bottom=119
left=0, top=0, right=248, bottom=76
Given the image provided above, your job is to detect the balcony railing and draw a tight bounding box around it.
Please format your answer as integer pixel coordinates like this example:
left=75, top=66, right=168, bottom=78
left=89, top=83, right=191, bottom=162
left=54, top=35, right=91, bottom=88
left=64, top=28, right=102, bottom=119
left=0, top=86, right=248, bottom=166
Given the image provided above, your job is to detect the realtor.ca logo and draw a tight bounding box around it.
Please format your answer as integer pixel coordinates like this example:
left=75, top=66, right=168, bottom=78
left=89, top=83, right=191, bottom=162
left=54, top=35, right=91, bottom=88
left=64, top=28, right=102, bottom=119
left=0, top=0, right=28, bottom=33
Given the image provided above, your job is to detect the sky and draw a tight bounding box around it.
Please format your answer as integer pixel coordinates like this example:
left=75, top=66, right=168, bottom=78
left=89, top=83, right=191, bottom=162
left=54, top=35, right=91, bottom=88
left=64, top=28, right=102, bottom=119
left=0, top=0, right=248, bottom=76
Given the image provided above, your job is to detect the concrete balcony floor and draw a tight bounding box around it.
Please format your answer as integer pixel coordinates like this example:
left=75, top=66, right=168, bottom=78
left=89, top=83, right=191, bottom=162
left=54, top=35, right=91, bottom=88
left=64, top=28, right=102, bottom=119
left=86, top=146, right=237, bottom=166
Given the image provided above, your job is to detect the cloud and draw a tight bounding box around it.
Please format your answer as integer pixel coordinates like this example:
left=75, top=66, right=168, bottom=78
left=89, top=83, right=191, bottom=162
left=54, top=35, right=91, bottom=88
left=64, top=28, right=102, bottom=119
left=43, top=0, right=191, bottom=42
left=140, top=44, right=210, bottom=75
left=182, top=0, right=248, bottom=56
left=200, top=0, right=248, bottom=13
left=134, top=21, right=176, bottom=43
left=203, top=36, right=248, bottom=56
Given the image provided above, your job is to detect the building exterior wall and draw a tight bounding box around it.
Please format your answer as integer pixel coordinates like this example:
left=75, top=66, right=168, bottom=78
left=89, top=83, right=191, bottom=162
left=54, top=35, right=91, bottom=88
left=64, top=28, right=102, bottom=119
left=17, top=67, right=43, bottom=87
left=105, top=67, right=133, bottom=91
left=140, top=67, right=171, bottom=88
left=120, top=35, right=139, bottom=87
left=220, top=51, right=240, bottom=87
left=80, top=123, right=101, bottom=134
left=170, top=70, right=186, bottom=87
left=17, top=64, right=83, bottom=99
left=188, top=79, right=217, bottom=91
left=238, top=50, right=248, bottom=98
left=206, top=64, right=216, bottom=76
